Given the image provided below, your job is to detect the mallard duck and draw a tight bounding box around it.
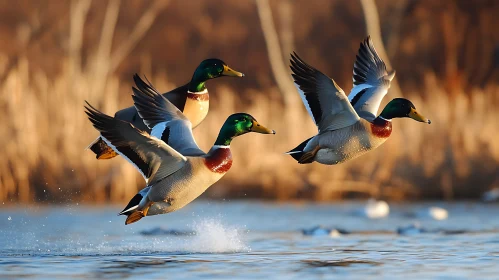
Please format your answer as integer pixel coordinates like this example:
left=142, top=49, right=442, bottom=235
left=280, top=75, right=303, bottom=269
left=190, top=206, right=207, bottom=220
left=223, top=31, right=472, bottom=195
left=85, top=82, right=275, bottom=225
left=88, top=58, right=244, bottom=160
left=286, top=39, right=431, bottom=165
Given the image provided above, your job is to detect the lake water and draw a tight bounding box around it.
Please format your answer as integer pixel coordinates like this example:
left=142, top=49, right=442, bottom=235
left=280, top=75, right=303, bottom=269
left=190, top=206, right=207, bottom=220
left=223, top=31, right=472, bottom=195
left=1, top=201, right=499, bottom=279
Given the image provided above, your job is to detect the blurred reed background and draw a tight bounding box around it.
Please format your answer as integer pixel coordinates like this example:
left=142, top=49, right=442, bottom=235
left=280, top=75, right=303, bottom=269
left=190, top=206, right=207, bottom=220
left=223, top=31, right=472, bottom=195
left=0, top=0, right=498, bottom=204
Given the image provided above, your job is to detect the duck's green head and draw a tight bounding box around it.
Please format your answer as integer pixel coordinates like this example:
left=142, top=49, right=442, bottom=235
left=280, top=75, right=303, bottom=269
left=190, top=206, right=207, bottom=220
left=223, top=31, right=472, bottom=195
left=380, top=98, right=431, bottom=124
left=214, top=113, right=275, bottom=146
left=189, top=59, right=244, bottom=92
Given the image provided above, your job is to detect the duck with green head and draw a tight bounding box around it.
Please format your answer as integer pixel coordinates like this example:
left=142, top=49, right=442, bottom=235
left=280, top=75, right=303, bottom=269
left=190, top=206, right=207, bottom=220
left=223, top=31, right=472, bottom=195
left=85, top=80, right=274, bottom=225
left=286, top=52, right=430, bottom=165
left=88, top=58, right=244, bottom=160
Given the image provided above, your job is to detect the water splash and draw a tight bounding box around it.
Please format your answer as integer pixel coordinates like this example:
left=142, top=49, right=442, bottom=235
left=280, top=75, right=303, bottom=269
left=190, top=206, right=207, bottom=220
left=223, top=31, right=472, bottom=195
left=184, top=218, right=249, bottom=253
left=123, top=217, right=249, bottom=254
left=1, top=215, right=249, bottom=256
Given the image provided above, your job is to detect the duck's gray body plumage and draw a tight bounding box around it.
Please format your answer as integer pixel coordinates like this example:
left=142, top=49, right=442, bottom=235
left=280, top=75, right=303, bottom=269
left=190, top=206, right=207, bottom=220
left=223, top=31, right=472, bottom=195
left=299, top=120, right=390, bottom=165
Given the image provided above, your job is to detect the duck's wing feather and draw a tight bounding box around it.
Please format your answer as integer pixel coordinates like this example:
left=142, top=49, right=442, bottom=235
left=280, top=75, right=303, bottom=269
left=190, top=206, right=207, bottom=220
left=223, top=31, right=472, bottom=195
left=349, top=36, right=395, bottom=121
left=85, top=101, right=187, bottom=185
left=132, top=75, right=205, bottom=156
left=290, top=52, right=360, bottom=133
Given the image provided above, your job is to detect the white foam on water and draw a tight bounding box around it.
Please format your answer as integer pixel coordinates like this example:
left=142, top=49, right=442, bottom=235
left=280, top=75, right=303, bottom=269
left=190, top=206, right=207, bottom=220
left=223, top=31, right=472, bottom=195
left=82, top=217, right=249, bottom=254
left=112, top=217, right=250, bottom=254
left=2, top=216, right=250, bottom=256
left=95, top=218, right=250, bottom=254
left=183, top=218, right=249, bottom=253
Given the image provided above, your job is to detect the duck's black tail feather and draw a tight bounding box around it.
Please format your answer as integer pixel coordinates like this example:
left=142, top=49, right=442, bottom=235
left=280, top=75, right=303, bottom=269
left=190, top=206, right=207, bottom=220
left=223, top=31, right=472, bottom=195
left=120, top=193, right=145, bottom=225
left=119, top=193, right=143, bottom=216
left=285, top=137, right=313, bottom=162
left=124, top=201, right=153, bottom=225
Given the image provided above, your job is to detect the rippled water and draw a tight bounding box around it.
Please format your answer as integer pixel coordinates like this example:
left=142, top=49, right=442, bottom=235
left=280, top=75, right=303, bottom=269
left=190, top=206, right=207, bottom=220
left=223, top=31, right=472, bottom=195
left=1, top=201, right=499, bottom=279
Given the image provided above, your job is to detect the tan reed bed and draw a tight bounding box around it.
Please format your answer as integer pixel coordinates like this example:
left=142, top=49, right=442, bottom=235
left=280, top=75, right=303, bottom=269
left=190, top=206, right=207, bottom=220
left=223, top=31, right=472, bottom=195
left=0, top=59, right=498, bottom=203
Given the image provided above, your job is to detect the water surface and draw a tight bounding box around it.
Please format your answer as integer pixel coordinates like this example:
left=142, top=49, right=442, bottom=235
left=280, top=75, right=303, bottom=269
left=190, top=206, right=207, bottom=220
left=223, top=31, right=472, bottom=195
left=1, top=201, right=498, bottom=279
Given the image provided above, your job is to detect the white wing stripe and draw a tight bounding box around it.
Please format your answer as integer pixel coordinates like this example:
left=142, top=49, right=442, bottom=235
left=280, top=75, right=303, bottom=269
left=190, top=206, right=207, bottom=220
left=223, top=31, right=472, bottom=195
left=348, top=84, right=373, bottom=102
left=294, top=84, right=316, bottom=123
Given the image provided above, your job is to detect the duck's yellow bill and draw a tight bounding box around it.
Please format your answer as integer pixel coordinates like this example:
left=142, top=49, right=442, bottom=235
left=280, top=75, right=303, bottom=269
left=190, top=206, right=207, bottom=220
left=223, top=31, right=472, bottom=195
left=409, top=108, right=431, bottom=124
left=251, top=120, right=276, bottom=134
left=223, top=65, right=245, bottom=77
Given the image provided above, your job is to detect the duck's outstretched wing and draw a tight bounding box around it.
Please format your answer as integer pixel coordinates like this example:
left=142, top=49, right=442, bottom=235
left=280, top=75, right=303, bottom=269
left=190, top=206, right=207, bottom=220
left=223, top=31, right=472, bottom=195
left=290, top=52, right=360, bottom=133
left=349, top=36, right=395, bottom=121
left=132, top=74, right=205, bottom=156
left=85, top=101, right=187, bottom=184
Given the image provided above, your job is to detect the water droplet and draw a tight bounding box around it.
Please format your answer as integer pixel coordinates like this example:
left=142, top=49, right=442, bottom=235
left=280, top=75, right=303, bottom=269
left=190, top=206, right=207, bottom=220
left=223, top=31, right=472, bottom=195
left=7, top=216, right=11, bottom=221
left=43, top=190, right=46, bottom=193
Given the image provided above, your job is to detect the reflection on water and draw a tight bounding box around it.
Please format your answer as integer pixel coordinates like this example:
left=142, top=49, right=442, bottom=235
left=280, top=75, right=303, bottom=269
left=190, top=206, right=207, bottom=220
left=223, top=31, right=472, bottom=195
left=95, top=258, right=206, bottom=279
left=1, top=201, right=499, bottom=279
left=302, top=259, right=382, bottom=267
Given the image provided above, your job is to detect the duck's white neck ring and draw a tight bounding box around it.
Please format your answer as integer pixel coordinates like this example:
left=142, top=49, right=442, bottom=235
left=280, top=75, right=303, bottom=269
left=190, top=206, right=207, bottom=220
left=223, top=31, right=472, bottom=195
left=212, top=145, right=230, bottom=149
left=379, top=116, right=392, bottom=122
left=187, top=89, right=208, bottom=95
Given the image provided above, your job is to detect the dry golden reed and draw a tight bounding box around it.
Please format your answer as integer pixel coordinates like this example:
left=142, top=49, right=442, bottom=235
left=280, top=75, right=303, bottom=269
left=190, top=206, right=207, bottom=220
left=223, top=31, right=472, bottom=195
left=0, top=58, right=498, bottom=203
